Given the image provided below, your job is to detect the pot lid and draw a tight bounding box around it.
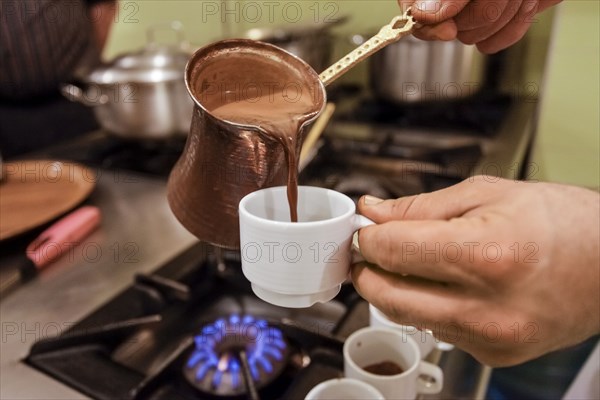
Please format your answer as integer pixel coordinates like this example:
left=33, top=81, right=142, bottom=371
left=244, top=15, right=348, bottom=43
left=86, top=44, right=191, bottom=84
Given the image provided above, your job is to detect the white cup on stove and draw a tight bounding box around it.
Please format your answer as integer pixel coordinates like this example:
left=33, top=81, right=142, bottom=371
left=369, top=304, right=455, bottom=358
left=344, top=327, right=444, bottom=400
left=238, top=186, right=374, bottom=308
left=305, top=378, right=384, bottom=400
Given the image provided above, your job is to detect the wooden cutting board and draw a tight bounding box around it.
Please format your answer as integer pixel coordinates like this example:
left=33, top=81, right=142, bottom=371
left=0, top=160, right=96, bottom=240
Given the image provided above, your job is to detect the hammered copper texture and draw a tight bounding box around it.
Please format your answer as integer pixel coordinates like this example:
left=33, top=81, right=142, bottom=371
left=167, top=40, right=326, bottom=249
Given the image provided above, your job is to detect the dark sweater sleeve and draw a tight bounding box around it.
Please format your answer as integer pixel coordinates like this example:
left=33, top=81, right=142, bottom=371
left=0, top=0, right=99, bottom=100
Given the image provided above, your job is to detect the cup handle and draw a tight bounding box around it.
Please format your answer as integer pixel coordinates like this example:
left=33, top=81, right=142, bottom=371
left=417, top=361, right=444, bottom=394
left=352, top=214, right=375, bottom=231
left=351, top=215, right=375, bottom=263
left=436, top=341, right=455, bottom=352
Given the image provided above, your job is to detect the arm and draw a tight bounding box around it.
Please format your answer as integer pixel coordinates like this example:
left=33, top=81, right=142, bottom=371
left=398, top=0, right=562, bottom=53
left=87, top=0, right=117, bottom=51
left=352, top=176, right=600, bottom=367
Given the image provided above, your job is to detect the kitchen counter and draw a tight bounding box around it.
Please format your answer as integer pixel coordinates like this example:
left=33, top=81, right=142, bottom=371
left=0, top=160, right=198, bottom=399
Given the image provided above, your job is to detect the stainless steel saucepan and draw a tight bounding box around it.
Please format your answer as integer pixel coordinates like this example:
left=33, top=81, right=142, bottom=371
left=369, top=36, right=487, bottom=103
left=243, top=16, right=348, bottom=73
left=62, top=22, right=193, bottom=139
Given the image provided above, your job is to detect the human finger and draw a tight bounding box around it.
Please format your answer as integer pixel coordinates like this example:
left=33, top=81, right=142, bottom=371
left=399, top=0, right=472, bottom=24
left=357, top=177, right=494, bottom=223
left=457, top=0, right=525, bottom=44
left=412, top=20, right=458, bottom=41
left=398, top=1, right=462, bottom=42
left=357, top=217, right=489, bottom=284
left=351, top=261, right=465, bottom=326
left=453, top=0, right=511, bottom=30
left=351, top=263, right=534, bottom=367
left=475, top=0, right=538, bottom=53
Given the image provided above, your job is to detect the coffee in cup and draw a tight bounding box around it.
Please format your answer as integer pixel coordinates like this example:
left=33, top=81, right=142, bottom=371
left=363, top=360, right=404, bottom=375
left=344, top=327, right=444, bottom=400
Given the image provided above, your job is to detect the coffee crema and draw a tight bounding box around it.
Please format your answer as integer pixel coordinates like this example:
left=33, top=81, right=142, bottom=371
left=210, top=88, right=319, bottom=222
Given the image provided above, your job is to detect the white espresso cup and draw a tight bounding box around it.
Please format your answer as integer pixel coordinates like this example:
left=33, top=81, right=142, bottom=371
left=238, top=186, right=373, bottom=308
left=344, top=327, right=444, bottom=400
left=369, top=304, right=455, bottom=358
left=305, top=378, right=384, bottom=400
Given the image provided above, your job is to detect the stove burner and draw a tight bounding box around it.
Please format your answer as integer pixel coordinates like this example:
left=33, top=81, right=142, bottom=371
left=336, top=92, right=512, bottom=136
left=184, top=314, right=288, bottom=397
left=86, top=136, right=185, bottom=177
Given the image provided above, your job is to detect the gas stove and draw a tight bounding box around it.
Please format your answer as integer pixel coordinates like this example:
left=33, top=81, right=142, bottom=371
left=25, top=244, right=366, bottom=400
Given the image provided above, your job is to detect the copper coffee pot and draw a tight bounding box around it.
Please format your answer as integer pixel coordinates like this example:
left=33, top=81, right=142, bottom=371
left=167, top=40, right=326, bottom=249
left=168, top=12, right=416, bottom=249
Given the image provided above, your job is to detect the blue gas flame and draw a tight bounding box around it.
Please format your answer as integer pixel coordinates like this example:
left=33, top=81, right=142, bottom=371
left=186, top=314, right=286, bottom=390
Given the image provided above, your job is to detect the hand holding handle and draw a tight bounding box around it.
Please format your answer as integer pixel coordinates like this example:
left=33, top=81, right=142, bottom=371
left=352, top=214, right=375, bottom=231
left=351, top=215, right=375, bottom=263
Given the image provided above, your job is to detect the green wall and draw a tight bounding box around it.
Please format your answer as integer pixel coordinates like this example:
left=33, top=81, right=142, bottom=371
left=531, top=0, right=600, bottom=189
left=104, top=1, right=400, bottom=58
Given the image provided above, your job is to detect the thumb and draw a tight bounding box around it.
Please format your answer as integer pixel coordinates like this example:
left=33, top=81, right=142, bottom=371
left=400, top=0, right=471, bottom=24
left=358, top=177, right=491, bottom=223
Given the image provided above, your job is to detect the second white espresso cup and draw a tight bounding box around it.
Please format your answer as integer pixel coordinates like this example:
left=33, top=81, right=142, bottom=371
left=344, top=327, right=444, bottom=400
left=304, top=378, right=384, bottom=400
left=239, top=186, right=373, bottom=308
left=369, top=304, right=455, bottom=358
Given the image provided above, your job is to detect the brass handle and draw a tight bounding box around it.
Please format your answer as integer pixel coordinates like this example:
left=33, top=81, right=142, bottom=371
left=319, top=9, right=417, bottom=86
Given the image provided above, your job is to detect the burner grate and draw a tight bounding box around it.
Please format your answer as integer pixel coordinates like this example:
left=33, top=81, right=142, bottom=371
left=184, top=315, right=288, bottom=397
left=25, top=243, right=352, bottom=400
left=336, top=92, right=512, bottom=136
left=85, top=136, right=185, bottom=177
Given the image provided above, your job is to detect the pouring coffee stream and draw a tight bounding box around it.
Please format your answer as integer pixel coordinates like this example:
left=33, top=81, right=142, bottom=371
left=167, top=11, right=416, bottom=247
left=209, top=90, right=319, bottom=223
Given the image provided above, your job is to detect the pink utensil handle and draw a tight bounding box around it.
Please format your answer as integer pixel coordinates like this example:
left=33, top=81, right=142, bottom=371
left=26, top=206, right=102, bottom=268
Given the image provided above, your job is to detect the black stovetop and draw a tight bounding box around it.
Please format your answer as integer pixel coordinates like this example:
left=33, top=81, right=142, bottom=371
left=25, top=243, right=369, bottom=400
left=333, top=91, right=512, bottom=137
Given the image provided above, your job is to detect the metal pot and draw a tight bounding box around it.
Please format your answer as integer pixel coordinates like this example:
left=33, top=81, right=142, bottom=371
left=167, top=39, right=326, bottom=249
left=62, top=22, right=193, bottom=139
left=243, top=17, right=347, bottom=73
left=369, top=36, right=487, bottom=103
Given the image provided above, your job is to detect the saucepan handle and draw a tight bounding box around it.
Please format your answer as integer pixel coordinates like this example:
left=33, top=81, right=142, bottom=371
left=60, top=83, right=108, bottom=107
